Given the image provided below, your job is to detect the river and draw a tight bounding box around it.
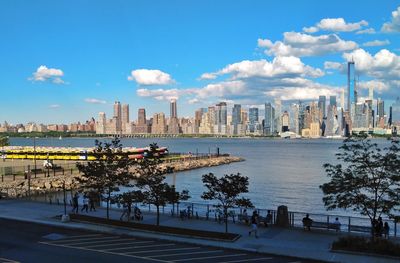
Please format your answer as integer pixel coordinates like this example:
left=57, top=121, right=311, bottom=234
left=8, top=137, right=378, bottom=216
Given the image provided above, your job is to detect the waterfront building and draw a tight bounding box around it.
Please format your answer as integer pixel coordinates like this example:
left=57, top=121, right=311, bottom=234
left=353, top=102, right=369, bottom=132
left=282, top=111, right=290, bottom=132
left=133, top=108, right=149, bottom=133
left=214, top=102, right=227, bottom=135
left=318, top=96, right=326, bottom=119
left=247, top=107, right=259, bottom=134
left=392, top=97, right=400, bottom=126
left=199, top=107, right=214, bottom=134
left=264, top=102, right=275, bottom=136
left=347, top=61, right=356, bottom=114
left=231, top=104, right=241, bottom=135
left=274, top=99, right=282, bottom=134
left=377, top=98, right=385, bottom=128
left=168, top=99, right=180, bottom=134
left=369, top=86, right=374, bottom=101
left=151, top=113, right=167, bottom=134
left=194, top=108, right=205, bottom=134
left=113, top=101, right=122, bottom=133
left=121, top=104, right=129, bottom=134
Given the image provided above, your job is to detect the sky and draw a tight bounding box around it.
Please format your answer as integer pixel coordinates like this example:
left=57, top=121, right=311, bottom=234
left=0, top=0, right=399, bottom=124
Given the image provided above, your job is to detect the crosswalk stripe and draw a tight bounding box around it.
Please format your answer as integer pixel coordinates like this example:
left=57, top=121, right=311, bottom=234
left=220, top=257, right=274, bottom=263
left=49, top=236, right=119, bottom=244
left=60, top=234, right=102, bottom=239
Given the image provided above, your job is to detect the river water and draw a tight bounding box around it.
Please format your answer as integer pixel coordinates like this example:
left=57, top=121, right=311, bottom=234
left=8, top=137, right=372, bottom=216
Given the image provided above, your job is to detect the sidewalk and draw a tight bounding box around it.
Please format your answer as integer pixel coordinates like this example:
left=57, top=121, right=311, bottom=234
left=0, top=199, right=397, bottom=263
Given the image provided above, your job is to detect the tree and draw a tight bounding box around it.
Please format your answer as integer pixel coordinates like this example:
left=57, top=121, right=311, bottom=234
left=77, top=137, right=133, bottom=219
left=0, top=136, right=9, bottom=147
left=320, top=135, right=400, bottom=231
left=111, top=190, right=144, bottom=221
left=166, top=186, right=190, bottom=216
left=135, top=143, right=189, bottom=226
left=201, top=173, right=253, bottom=233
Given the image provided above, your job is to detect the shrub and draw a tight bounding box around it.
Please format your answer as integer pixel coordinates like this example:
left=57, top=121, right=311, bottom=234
left=332, top=236, right=400, bottom=257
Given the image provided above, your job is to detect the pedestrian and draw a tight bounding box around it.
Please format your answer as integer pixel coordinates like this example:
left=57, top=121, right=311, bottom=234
left=242, top=209, right=249, bottom=224
left=302, top=214, right=313, bottom=231
left=89, top=194, right=96, bottom=212
left=71, top=192, right=79, bottom=214
left=376, top=217, right=383, bottom=237
left=383, top=222, right=390, bottom=239
left=81, top=195, right=89, bottom=213
left=120, top=202, right=131, bottom=221
left=333, top=217, right=341, bottom=232
left=248, top=211, right=259, bottom=238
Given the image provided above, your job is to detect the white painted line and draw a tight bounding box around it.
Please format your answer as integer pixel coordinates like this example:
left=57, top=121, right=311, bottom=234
left=74, top=238, right=138, bottom=247
left=0, top=258, right=20, bottom=263
left=103, top=243, right=175, bottom=251
left=51, top=237, right=121, bottom=246
left=49, top=236, right=119, bottom=244
left=124, top=247, right=201, bottom=255
left=173, top=253, right=247, bottom=262
left=38, top=242, right=171, bottom=263
left=86, top=240, right=155, bottom=249
left=61, top=234, right=102, bottom=239
left=150, top=250, right=224, bottom=258
left=288, top=261, right=302, bottom=263
left=221, top=257, right=274, bottom=263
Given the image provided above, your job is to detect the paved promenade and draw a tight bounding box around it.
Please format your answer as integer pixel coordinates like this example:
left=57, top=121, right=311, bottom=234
left=0, top=199, right=397, bottom=263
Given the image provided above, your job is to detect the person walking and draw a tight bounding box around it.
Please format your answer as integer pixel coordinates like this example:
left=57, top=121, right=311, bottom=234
left=383, top=222, right=390, bottom=239
left=333, top=217, right=341, bottom=232
left=89, top=195, right=96, bottom=212
left=120, top=202, right=130, bottom=221
left=81, top=195, right=89, bottom=213
left=248, top=211, right=259, bottom=238
left=71, top=192, right=79, bottom=214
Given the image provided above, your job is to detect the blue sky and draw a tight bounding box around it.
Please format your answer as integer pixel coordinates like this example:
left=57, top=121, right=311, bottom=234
left=0, top=0, right=399, bottom=124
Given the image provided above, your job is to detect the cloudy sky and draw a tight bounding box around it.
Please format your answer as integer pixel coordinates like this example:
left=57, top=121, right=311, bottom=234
left=1, top=0, right=399, bottom=124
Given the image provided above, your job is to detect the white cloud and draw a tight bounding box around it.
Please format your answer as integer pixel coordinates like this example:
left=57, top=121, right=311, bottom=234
left=358, top=80, right=389, bottom=93
left=316, top=18, right=368, bottom=32
left=127, top=69, right=174, bottom=85
left=84, top=98, right=107, bottom=104
left=381, top=6, right=400, bottom=32
left=258, top=32, right=358, bottom=57
left=324, top=61, right=344, bottom=70
left=303, top=18, right=368, bottom=33
left=195, top=81, right=246, bottom=99
left=199, top=73, right=217, bottom=80
left=363, top=40, right=390, bottom=47
left=49, top=104, right=60, bottom=109
left=29, top=65, right=65, bottom=84
left=136, top=88, right=194, bottom=101
left=202, top=57, right=324, bottom=80
left=356, top=28, right=376, bottom=34
left=264, top=85, right=340, bottom=101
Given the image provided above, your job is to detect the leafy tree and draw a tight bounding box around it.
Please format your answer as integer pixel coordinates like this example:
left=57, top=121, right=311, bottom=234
left=135, top=143, right=189, bottom=226
left=111, top=190, right=144, bottom=221
left=320, top=135, right=400, bottom=230
left=0, top=136, right=9, bottom=147
left=201, top=172, right=253, bottom=233
left=77, top=137, right=133, bottom=219
left=166, top=186, right=190, bottom=216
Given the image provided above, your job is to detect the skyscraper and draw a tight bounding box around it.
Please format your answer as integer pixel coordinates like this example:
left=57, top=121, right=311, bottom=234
left=274, top=99, right=281, bottom=133
left=168, top=99, right=180, bottom=134
left=329, top=96, right=337, bottom=108
left=96, top=112, right=106, bottom=134
left=231, top=104, right=241, bottom=135
left=170, top=99, right=177, bottom=118
left=392, top=97, right=400, bottom=126
left=113, top=101, right=122, bottom=132
left=318, top=95, right=326, bottom=118
left=264, top=102, right=275, bottom=135
left=138, top=108, right=146, bottom=125
left=121, top=104, right=129, bottom=133
left=215, top=102, right=227, bottom=134
left=347, top=61, right=356, bottom=113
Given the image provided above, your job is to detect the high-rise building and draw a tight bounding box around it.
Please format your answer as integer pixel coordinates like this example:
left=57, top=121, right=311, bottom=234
left=347, top=61, right=356, bottom=113
left=121, top=104, right=129, bottom=133
left=168, top=99, right=180, bottom=134
left=392, top=97, right=400, bottom=126
left=264, top=102, right=275, bottom=135
left=231, top=104, right=241, bottom=135
left=138, top=108, right=146, bottom=125
left=133, top=108, right=149, bottom=133
left=282, top=111, right=290, bottom=132
left=194, top=108, right=205, bottom=134
left=377, top=98, right=385, bottom=128
left=113, top=101, right=122, bottom=133
left=329, top=96, right=337, bottom=108
left=318, top=95, right=326, bottom=119
left=151, top=113, right=167, bottom=134
left=274, top=99, right=281, bottom=133
left=96, top=112, right=106, bottom=134
left=369, top=86, right=374, bottom=101
left=170, top=99, right=177, bottom=118
left=247, top=107, right=259, bottom=134
left=215, top=102, right=227, bottom=134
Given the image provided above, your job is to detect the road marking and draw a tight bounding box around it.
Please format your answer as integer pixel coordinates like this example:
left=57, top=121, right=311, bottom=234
left=173, top=253, right=247, bottom=262
left=85, top=240, right=156, bottom=249
left=221, top=257, right=274, bottom=263
left=103, top=243, right=176, bottom=251
left=49, top=236, right=119, bottom=244
left=124, top=247, right=201, bottom=255
left=150, top=250, right=224, bottom=258
left=0, top=258, right=20, bottom=263
left=72, top=238, right=138, bottom=247
left=39, top=241, right=171, bottom=263
left=61, top=234, right=102, bottom=239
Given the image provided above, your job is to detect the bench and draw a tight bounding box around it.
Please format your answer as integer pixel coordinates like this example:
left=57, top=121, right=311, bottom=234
left=303, top=221, right=341, bottom=231
left=349, top=225, right=371, bottom=233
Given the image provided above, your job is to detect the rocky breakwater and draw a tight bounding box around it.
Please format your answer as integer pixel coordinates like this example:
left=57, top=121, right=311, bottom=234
left=161, top=156, right=244, bottom=172
left=0, top=156, right=244, bottom=198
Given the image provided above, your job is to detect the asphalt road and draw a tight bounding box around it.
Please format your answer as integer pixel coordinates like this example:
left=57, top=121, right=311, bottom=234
left=0, top=218, right=321, bottom=263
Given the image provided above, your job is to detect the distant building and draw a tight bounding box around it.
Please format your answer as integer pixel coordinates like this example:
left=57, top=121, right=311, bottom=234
left=151, top=113, right=167, bottom=134
left=231, top=104, right=241, bottom=135
left=121, top=104, right=129, bottom=134
left=168, top=99, right=180, bottom=134
left=264, top=102, right=275, bottom=135
left=318, top=96, right=326, bottom=119
left=113, top=101, right=122, bottom=133
left=347, top=61, right=356, bottom=114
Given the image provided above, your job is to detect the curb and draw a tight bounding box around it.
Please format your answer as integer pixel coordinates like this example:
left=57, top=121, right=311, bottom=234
left=331, top=248, right=400, bottom=261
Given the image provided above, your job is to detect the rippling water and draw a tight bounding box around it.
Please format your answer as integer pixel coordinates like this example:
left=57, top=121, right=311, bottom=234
left=9, top=137, right=383, bottom=216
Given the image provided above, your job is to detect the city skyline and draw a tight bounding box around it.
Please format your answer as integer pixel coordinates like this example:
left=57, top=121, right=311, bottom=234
left=1, top=1, right=400, bottom=124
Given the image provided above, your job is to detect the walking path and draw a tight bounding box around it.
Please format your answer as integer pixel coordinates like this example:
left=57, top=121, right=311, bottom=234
left=0, top=199, right=397, bottom=263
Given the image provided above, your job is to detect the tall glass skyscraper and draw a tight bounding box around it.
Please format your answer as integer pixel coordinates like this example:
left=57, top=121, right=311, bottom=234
left=264, top=102, right=275, bottom=135
left=248, top=107, right=259, bottom=133
left=318, top=96, right=326, bottom=118
left=347, top=61, right=356, bottom=113
left=232, top=104, right=241, bottom=135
